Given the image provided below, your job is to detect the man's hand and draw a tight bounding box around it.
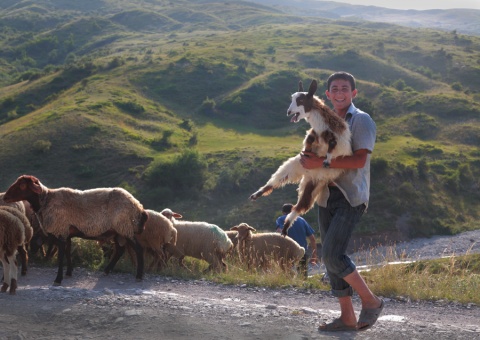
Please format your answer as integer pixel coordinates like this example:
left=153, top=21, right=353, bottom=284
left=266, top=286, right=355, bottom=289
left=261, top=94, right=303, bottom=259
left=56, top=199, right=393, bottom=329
left=300, top=152, right=325, bottom=170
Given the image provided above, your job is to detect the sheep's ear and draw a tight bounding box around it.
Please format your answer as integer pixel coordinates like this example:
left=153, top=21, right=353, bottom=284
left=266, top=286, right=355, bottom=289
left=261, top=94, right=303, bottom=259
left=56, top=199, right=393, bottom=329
left=298, top=81, right=304, bottom=92
left=28, top=177, right=43, bottom=194
left=248, top=226, right=256, bottom=232
left=172, top=212, right=183, bottom=219
left=307, top=79, right=317, bottom=97
left=230, top=226, right=238, bottom=231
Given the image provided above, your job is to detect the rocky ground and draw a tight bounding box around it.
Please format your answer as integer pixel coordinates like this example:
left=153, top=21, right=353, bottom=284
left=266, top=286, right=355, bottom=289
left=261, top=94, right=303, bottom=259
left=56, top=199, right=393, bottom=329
left=1, top=230, right=479, bottom=340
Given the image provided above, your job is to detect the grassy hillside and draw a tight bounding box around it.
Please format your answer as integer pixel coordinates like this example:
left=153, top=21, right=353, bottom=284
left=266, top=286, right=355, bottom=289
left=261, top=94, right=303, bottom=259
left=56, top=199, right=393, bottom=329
left=1, top=0, right=479, bottom=241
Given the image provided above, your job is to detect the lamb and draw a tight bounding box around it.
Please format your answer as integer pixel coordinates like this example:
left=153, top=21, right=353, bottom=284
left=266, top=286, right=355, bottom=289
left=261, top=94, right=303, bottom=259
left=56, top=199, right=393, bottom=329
left=160, top=208, right=233, bottom=272
left=250, top=79, right=352, bottom=234
left=225, top=230, right=239, bottom=258
left=0, top=206, right=33, bottom=276
left=230, top=222, right=305, bottom=272
left=0, top=210, right=25, bottom=294
left=3, top=175, right=148, bottom=286
left=131, top=209, right=185, bottom=271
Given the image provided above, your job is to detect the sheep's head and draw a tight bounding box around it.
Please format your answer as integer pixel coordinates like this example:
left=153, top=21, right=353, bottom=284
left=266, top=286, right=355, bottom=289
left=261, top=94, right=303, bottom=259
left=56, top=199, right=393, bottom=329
left=230, top=223, right=255, bottom=243
left=3, top=175, right=44, bottom=210
left=160, top=208, right=183, bottom=222
left=287, top=79, right=318, bottom=123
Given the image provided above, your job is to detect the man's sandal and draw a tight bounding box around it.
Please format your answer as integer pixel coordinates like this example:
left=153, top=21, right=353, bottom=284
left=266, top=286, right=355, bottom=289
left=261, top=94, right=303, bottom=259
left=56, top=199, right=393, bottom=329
left=318, top=318, right=357, bottom=332
left=357, top=298, right=385, bottom=331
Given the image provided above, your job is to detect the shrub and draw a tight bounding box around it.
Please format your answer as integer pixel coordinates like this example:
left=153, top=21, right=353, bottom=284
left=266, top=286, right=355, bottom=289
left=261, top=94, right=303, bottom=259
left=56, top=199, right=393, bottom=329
left=32, top=139, right=52, bottom=153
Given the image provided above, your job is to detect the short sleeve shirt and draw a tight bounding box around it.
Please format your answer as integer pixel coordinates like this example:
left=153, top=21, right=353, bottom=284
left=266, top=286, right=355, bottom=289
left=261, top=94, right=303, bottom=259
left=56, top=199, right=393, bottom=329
left=318, top=103, right=376, bottom=208
left=276, top=215, right=315, bottom=250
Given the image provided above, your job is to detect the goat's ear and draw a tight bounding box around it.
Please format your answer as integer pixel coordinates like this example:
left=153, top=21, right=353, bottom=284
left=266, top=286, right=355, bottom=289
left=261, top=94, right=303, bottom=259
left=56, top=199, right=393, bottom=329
left=230, top=226, right=238, bottom=231
left=307, top=79, right=317, bottom=97
left=298, top=81, right=304, bottom=92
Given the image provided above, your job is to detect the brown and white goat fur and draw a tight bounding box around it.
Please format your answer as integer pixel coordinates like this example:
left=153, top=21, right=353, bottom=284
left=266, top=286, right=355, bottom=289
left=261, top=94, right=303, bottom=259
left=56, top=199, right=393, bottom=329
left=250, top=80, right=352, bottom=233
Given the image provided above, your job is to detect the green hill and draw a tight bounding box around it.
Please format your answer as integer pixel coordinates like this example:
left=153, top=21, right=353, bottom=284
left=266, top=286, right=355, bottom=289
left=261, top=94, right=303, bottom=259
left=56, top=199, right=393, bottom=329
left=1, top=0, right=479, bottom=241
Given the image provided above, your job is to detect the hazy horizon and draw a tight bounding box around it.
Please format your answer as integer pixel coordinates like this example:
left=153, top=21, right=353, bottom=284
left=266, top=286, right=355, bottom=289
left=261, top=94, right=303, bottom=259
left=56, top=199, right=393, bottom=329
left=340, top=0, right=480, bottom=10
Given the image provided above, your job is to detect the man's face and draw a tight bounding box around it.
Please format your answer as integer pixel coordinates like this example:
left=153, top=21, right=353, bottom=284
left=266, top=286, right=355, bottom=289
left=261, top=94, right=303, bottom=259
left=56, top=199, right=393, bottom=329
left=325, top=79, right=357, bottom=113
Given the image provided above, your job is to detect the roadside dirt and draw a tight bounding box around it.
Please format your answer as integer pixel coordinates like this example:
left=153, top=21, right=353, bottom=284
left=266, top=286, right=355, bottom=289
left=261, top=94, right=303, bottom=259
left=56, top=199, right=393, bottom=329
left=1, top=230, right=480, bottom=340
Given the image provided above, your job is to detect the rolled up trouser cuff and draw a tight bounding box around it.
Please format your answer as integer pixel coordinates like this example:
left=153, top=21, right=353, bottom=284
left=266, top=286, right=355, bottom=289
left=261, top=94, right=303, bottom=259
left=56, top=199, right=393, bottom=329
left=331, top=286, right=354, bottom=298
left=332, top=287, right=353, bottom=298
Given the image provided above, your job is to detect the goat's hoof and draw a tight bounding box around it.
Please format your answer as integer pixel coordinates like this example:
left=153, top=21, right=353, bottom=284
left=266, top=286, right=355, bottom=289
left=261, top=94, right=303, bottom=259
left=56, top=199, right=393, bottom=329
left=52, top=281, right=61, bottom=286
left=1, top=283, right=8, bottom=292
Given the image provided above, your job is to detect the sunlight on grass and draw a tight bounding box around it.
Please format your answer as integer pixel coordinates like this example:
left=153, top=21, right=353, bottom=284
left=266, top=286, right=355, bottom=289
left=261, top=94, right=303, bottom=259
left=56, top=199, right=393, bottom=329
left=29, top=237, right=480, bottom=305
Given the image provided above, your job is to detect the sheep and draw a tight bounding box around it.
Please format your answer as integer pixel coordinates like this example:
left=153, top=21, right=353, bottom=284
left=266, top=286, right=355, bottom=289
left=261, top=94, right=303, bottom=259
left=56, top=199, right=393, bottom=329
left=250, top=79, right=352, bottom=234
left=0, top=206, right=33, bottom=276
left=225, top=230, right=239, bottom=260
left=0, top=192, right=26, bottom=214
left=3, top=175, right=148, bottom=286
left=0, top=210, right=25, bottom=294
left=230, top=222, right=305, bottom=272
left=127, top=209, right=185, bottom=271
left=1, top=193, right=31, bottom=275
left=160, top=208, right=233, bottom=272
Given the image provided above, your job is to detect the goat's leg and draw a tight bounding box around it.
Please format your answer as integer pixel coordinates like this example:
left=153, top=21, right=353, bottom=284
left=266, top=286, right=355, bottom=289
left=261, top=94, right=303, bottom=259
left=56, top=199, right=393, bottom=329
left=320, top=130, right=338, bottom=167
left=250, top=155, right=306, bottom=200
left=282, top=179, right=326, bottom=234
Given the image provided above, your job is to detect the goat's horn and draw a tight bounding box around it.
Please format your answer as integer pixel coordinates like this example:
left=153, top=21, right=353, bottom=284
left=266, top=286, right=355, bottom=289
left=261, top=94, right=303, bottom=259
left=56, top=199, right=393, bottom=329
left=298, top=81, right=304, bottom=92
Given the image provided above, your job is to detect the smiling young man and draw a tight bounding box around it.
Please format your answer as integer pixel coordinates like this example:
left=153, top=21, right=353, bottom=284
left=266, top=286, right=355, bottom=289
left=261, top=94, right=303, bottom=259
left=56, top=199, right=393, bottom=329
left=300, top=72, right=383, bottom=332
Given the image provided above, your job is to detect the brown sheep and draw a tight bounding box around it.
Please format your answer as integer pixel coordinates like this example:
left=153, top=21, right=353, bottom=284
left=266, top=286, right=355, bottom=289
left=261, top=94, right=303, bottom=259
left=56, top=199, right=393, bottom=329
left=3, top=175, right=148, bottom=286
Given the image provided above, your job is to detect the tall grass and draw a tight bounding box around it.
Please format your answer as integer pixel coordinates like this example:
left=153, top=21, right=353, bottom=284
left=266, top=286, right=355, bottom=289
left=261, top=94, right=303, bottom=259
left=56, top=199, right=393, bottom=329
left=30, top=239, right=480, bottom=305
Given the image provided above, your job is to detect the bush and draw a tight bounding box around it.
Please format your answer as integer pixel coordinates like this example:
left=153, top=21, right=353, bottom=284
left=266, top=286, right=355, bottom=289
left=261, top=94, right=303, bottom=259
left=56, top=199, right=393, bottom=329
left=32, top=139, right=52, bottom=153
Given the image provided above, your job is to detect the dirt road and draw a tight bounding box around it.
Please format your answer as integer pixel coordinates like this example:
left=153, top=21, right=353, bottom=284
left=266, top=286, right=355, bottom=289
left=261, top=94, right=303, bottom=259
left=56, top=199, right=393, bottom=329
left=1, top=264, right=479, bottom=340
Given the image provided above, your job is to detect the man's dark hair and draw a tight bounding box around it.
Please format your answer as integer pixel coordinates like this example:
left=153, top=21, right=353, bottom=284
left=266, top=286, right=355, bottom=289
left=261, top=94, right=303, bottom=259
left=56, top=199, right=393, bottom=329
left=282, top=203, right=293, bottom=214
left=327, top=71, right=356, bottom=91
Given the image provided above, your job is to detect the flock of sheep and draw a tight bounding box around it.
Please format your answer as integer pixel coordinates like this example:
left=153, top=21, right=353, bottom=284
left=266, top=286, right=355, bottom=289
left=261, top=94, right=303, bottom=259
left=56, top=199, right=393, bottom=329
left=0, top=174, right=306, bottom=294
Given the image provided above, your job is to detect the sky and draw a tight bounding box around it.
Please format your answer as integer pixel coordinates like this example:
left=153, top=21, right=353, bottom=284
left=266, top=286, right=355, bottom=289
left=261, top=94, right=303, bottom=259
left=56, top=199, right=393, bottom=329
left=341, top=0, right=480, bottom=10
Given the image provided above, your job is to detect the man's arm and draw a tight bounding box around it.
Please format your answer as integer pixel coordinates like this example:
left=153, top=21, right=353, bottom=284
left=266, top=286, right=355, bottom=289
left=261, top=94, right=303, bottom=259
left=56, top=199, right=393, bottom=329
left=300, top=149, right=369, bottom=170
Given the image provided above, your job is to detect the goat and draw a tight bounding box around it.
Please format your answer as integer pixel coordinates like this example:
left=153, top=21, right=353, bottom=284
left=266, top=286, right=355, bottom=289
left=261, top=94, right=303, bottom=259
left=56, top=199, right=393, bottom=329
left=250, top=79, right=352, bottom=234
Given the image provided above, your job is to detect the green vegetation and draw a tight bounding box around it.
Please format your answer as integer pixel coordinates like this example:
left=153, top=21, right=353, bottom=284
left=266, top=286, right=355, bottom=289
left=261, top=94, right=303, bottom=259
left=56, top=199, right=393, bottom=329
left=0, top=0, right=479, bottom=240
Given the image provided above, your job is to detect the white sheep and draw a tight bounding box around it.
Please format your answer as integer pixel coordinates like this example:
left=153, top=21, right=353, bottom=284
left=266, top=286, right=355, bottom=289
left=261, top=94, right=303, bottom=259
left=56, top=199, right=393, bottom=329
left=3, top=175, right=148, bottom=286
left=0, top=210, right=25, bottom=294
left=160, top=208, right=233, bottom=272
left=250, top=80, right=352, bottom=233
left=230, top=223, right=305, bottom=272
left=0, top=206, right=33, bottom=276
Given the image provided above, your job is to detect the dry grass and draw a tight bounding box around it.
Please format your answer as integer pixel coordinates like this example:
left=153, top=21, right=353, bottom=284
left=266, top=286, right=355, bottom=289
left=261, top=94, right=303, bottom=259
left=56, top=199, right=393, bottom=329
left=29, top=239, right=480, bottom=305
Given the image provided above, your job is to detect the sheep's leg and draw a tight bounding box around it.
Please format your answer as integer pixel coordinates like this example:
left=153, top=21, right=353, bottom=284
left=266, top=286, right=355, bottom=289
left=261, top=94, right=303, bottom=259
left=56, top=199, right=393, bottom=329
left=7, top=254, right=18, bottom=295
left=103, top=238, right=126, bottom=275
left=133, top=239, right=144, bottom=281
left=65, top=237, right=73, bottom=277
left=17, top=245, right=28, bottom=276
left=53, top=236, right=66, bottom=286
left=250, top=155, right=306, bottom=200
left=1, top=255, right=9, bottom=292
left=45, top=234, right=57, bottom=260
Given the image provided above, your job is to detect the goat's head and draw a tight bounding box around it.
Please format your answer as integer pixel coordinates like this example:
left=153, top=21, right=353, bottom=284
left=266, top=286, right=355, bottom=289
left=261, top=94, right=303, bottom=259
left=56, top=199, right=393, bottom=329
left=287, top=79, right=318, bottom=123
